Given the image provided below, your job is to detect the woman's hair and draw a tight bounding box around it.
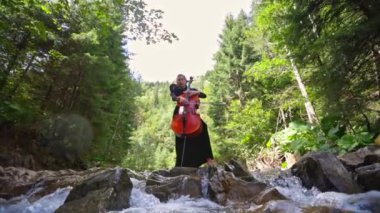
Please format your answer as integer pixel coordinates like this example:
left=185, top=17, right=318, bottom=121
left=177, top=74, right=186, bottom=79
left=176, top=74, right=186, bottom=85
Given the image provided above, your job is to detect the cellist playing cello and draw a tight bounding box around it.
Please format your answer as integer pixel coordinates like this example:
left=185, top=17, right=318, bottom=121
left=170, top=74, right=215, bottom=168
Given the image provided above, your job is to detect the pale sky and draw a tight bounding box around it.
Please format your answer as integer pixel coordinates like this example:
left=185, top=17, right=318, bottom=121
left=127, top=0, right=252, bottom=82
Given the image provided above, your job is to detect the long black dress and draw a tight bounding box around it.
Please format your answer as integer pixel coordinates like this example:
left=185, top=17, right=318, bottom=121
left=170, top=84, right=214, bottom=168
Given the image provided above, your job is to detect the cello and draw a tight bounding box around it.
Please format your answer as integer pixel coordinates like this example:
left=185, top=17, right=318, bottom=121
left=171, top=77, right=203, bottom=138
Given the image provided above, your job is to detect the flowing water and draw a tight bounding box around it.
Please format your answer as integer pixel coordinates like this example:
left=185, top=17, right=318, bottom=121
left=0, top=187, right=72, bottom=213
left=1, top=170, right=380, bottom=213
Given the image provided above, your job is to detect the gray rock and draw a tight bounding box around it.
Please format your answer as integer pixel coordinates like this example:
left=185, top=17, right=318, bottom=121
left=291, top=152, right=361, bottom=193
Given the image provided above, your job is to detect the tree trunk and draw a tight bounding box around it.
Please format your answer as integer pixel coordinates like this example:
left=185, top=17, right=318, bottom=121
left=41, top=83, right=53, bottom=111
left=280, top=108, right=287, bottom=128
left=108, top=98, right=126, bottom=157
left=287, top=48, right=319, bottom=124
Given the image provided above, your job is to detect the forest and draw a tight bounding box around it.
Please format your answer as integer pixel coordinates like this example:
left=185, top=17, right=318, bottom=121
left=1, top=0, right=379, bottom=171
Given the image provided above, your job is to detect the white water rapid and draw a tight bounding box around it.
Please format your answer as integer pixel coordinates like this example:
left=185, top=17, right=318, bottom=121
left=0, top=172, right=379, bottom=213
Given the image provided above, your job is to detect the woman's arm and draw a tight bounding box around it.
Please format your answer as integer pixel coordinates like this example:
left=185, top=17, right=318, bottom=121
left=199, top=91, right=206, bottom=98
left=170, top=92, right=180, bottom=101
left=169, top=84, right=188, bottom=103
left=187, top=89, right=207, bottom=98
left=170, top=84, right=180, bottom=101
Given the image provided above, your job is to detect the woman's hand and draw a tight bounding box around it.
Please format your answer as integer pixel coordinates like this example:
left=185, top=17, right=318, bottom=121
left=177, top=96, right=188, bottom=105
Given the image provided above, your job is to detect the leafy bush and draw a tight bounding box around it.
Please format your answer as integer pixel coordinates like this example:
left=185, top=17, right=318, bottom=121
left=336, top=131, right=374, bottom=153
left=267, top=121, right=331, bottom=155
left=0, top=101, right=38, bottom=125
left=268, top=120, right=374, bottom=155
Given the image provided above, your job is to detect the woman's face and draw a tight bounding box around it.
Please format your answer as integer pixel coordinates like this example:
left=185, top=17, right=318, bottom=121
left=176, top=75, right=187, bottom=88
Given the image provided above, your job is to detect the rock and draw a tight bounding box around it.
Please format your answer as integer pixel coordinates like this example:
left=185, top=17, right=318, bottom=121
left=251, top=200, right=345, bottom=213
left=251, top=200, right=304, bottom=213
left=56, top=167, right=132, bottom=212
left=207, top=167, right=268, bottom=205
left=355, top=163, right=380, bottom=191
left=126, top=168, right=146, bottom=180
left=169, top=167, right=198, bottom=177
left=144, top=167, right=203, bottom=202
left=224, top=159, right=257, bottom=182
left=0, top=166, right=118, bottom=202
left=254, top=188, right=287, bottom=205
left=291, top=152, right=361, bottom=193
left=146, top=173, right=202, bottom=202
left=144, top=165, right=273, bottom=206
left=339, top=145, right=380, bottom=171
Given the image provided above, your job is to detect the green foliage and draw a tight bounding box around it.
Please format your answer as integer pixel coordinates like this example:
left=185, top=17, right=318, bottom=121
left=206, top=11, right=268, bottom=160
left=226, top=100, right=274, bottom=147
left=122, top=82, right=176, bottom=171
left=0, top=0, right=177, bottom=167
left=2, top=0, right=379, bottom=170
left=336, top=131, right=374, bottom=154
left=268, top=121, right=331, bottom=155
left=268, top=121, right=375, bottom=156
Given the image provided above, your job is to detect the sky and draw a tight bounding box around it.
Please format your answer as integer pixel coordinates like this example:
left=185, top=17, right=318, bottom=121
left=127, top=0, right=252, bottom=82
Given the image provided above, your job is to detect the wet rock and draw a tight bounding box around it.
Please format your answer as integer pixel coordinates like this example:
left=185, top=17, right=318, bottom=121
left=145, top=173, right=202, bottom=202
left=144, top=167, right=202, bottom=202
left=302, top=206, right=348, bottom=213
left=126, top=168, right=146, bottom=180
left=254, top=188, right=287, bottom=205
left=251, top=200, right=304, bottom=213
left=251, top=200, right=345, bottom=213
left=145, top=166, right=272, bottom=205
left=148, top=167, right=198, bottom=178
left=291, top=152, right=361, bottom=194
left=208, top=167, right=268, bottom=205
left=0, top=166, right=117, bottom=202
left=224, top=159, right=257, bottom=182
left=169, top=167, right=198, bottom=177
left=341, top=190, right=380, bottom=213
left=56, top=167, right=132, bottom=212
left=0, top=166, right=38, bottom=200
left=339, top=145, right=380, bottom=171
left=355, top=163, right=380, bottom=191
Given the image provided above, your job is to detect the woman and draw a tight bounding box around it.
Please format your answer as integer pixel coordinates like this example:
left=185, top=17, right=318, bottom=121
left=170, top=74, right=215, bottom=168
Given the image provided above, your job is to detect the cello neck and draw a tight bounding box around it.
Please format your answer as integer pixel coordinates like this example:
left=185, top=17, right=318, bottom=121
left=185, top=76, right=194, bottom=100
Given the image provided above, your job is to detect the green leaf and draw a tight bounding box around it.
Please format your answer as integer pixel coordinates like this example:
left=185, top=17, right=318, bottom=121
left=40, top=4, right=52, bottom=14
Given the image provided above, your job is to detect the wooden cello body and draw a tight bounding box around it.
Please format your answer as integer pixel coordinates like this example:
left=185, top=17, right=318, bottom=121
left=171, top=79, right=203, bottom=138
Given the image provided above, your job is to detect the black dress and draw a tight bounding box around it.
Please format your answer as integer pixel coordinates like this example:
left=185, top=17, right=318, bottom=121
left=170, top=84, right=214, bottom=167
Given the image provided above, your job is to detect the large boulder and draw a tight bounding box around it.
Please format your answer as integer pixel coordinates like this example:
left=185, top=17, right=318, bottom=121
left=291, top=152, right=361, bottom=193
left=145, top=167, right=202, bottom=202
left=144, top=166, right=281, bottom=206
left=207, top=167, right=272, bottom=205
left=355, top=163, right=380, bottom=191
left=0, top=165, right=133, bottom=212
left=0, top=166, right=104, bottom=201
left=56, top=167, right=132, bottom=212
